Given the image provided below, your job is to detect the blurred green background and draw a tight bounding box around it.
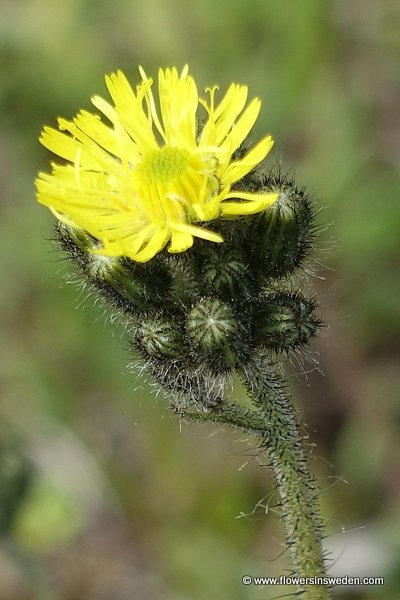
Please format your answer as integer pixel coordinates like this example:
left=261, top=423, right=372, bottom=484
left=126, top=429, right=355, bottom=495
left=1, top=1, right=399, bottom=598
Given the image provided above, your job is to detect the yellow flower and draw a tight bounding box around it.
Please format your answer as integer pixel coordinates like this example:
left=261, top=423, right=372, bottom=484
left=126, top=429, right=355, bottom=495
left=36, top=66, right=278, bottom=262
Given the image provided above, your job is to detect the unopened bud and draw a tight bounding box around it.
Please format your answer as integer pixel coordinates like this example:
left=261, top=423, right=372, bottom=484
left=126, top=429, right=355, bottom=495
left=135, top=316, right=186, bottom=359
left=248, top=174, right=314, bottom=278
left=255, top=293, right=320, bottom=350
left=187, top=298, right=239, bottom=353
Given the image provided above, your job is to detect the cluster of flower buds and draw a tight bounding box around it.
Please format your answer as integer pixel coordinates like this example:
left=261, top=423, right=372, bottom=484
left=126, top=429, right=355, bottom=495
left=56, top=169, right=320, bottom=410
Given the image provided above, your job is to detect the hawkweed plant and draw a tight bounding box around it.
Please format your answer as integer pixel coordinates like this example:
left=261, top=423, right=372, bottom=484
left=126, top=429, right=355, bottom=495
left=36, top=66, right=331, bottom=599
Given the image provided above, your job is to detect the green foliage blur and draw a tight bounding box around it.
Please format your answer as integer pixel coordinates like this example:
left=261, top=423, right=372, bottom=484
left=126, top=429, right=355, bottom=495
left=1, top=1, right=399, bottom=598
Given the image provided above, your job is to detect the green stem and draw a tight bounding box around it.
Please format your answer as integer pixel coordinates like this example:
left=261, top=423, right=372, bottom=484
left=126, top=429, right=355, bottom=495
left=238, top=355, right=331, bottom=600
left=182, top=355, right=331, bottom=600
left=178, top=402, right=266, bottom=431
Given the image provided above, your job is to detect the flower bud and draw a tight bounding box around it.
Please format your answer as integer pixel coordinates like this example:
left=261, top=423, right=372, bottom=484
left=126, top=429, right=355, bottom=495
left=198, top=246, right=250, bottom=300
left=254, top=293, right=320, bottom=350
left=135, top=316, right=186, bottom=359
left=248, top=173, right=314, bottom=278
left=161, top=253, right=199, bottom=307
left=56, top=224, right=170, bottom=314
left=186, top=298, right=242, bottom=373
left=187, top=298, right=238, bottom=352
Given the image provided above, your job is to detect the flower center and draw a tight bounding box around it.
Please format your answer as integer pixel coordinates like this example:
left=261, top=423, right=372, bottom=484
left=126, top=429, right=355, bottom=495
left=133, top=146, right=209, bottom=223
left=136, top=146, right=190, bottom=185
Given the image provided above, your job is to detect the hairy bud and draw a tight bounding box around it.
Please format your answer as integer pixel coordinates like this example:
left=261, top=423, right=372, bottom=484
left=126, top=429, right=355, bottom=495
left=254, top=292, right=320, bottom=350
left=246, top=172, right=315, bottom=279
left=186, top=298, right=240, bottom=371
left=56, top=224, right=171, bottom=314
left=135, top=316, right=186, bottom=359
left=187, top=299, right=238, bottom=350
left=198, top=246, right=250, bottom=300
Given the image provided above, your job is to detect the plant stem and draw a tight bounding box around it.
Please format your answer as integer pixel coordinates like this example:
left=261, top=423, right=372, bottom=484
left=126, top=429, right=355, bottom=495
left=181, top=354, right=332, bottom=599
left=177, top=402, right=267, bottom=431
left=238, top=354, right=331, bottom=600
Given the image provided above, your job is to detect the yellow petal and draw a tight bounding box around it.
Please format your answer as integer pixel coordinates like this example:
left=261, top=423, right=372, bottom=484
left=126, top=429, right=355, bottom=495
left=74, top=110, right=140, bottom=163
left=171, top=222, right=223, bottom=243
left=220, top=192, right=279, bottom=215
left=128, top=226, right=168, bottom=262
left=219, top=98, right=261, bottom=157
left=158, top=67, right=198, bottom=146
left=200, top=84, right=248, bottom=146
left=39, top=127, right=98, bottom=168
left=213, top=84, right=248, bottom=124
left=168, top=229, right=194, bottom=253
left=105, top=70, right=138, bottom=111
left=221, top=135, right=274, bottom=184
left=96, top=72, right=158, bottom=151
left=56, top=118, right=118, bottom=169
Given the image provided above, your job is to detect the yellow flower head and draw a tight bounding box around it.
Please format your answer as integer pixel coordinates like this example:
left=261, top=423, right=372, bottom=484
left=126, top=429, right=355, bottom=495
left=36, top=66, right=278, bottom=262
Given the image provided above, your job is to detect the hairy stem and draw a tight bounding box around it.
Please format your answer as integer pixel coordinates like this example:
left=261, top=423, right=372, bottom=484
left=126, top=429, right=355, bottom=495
left=238, top=354, right=331, bottom=599
left=183, top=355, right=332, bottom=599
left=178, top=402, right=267, bottom=431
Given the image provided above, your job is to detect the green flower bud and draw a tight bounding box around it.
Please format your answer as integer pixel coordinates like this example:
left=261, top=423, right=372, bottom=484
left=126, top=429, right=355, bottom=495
left=246, top=172, right=315, bottom=278
left=88, top=255, right=153, bottom=310
left=161, top=252, right=199, bottom=307
left=198, top=247, right=250, bottom=300
left=56, top=223, right=171, bottom=314
left=255, top=293, right=320, bottom=350
left=135, top=316, right=186, bottom=359
left=55, top=222, right=93, bottom=265
left=187, top=298, right=238, bottom=352
left=144, top=357, right=223, bottom=410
